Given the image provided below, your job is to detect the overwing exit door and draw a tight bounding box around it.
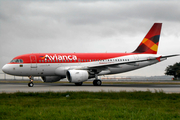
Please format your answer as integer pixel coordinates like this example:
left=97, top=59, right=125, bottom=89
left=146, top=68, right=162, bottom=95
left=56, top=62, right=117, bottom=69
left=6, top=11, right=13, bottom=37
left=30, top=55, right=37, bottom=68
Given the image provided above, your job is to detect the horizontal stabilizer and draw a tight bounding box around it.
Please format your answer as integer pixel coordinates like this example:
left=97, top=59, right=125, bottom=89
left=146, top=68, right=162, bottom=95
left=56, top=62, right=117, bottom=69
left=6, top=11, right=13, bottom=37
left=161, top=54, right=180, bottom=58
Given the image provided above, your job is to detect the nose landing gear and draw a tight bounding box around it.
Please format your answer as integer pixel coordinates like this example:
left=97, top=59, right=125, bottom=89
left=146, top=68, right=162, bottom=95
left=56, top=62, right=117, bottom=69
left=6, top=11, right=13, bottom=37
left=28, top=76, right=34, bottom=87
left=28, top=82, right=34, bottom=87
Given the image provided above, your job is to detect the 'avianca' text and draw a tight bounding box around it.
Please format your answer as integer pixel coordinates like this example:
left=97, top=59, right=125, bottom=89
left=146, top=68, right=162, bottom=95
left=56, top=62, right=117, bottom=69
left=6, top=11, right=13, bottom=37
left=42, top=54, right=78, bottom=61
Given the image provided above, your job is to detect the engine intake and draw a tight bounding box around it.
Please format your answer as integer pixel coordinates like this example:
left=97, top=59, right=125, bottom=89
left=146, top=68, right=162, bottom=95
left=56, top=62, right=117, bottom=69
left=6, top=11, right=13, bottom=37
left=66, top=70, right=89, bottom=83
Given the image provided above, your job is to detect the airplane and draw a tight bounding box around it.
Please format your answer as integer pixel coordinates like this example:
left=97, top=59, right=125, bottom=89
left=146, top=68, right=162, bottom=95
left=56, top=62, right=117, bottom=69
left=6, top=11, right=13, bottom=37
left=2, top=23, right=179, bottom=87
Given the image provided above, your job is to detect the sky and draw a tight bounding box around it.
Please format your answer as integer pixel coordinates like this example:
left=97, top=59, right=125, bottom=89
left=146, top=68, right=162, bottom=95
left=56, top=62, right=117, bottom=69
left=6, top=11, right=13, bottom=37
left=0, top=0, right=180, bottom=77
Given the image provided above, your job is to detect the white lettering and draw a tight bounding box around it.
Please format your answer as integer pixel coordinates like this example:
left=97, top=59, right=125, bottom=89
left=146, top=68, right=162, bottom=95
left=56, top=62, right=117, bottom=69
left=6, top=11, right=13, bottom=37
left=63, top=56, right=67, bottom=60
left=49, top=55, right=55, bottom=60
left=72, top=55, right=77, bottom=60
left=58, top=55, right=62, bottom=60
left=45, top=55, right=49, bottom=60
left=43, top=54, right=78, bottom=61
left=68, top=55, right=72, bottom=60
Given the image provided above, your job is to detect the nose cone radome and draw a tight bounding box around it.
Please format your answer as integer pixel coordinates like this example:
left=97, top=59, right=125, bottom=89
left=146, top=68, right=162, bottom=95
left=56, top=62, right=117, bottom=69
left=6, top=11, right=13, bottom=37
left=2, top=64, right=10, bottom=74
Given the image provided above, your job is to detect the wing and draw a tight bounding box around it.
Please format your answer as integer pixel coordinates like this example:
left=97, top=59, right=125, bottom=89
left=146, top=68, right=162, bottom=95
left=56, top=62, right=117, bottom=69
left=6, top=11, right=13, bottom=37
left=81, top=54, right=180, bottom=72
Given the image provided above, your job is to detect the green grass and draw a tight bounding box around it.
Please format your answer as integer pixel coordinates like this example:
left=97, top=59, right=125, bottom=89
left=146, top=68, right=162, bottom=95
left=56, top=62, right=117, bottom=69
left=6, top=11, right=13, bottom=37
left=0, top=91, right=180, bottom=120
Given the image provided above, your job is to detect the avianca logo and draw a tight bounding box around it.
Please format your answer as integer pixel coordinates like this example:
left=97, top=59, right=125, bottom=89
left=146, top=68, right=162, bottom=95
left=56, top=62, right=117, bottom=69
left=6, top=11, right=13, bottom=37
left=40, top=54, right=77, bottom=60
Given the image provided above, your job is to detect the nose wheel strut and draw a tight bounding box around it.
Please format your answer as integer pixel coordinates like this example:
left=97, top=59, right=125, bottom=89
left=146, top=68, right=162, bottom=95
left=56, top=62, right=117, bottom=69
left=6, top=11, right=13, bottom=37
left=28, top=76, right=34, bottom=87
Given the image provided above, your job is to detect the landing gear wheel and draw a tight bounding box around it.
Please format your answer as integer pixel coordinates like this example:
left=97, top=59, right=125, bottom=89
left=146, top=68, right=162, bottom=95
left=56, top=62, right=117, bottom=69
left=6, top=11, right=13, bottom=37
left=28, top=82, right=34, bottom=87
left=93, top=79, right=102, bottom=86
left=75, top=82, right=83, bottom=86
left=28, top=76, right=34, bottom=87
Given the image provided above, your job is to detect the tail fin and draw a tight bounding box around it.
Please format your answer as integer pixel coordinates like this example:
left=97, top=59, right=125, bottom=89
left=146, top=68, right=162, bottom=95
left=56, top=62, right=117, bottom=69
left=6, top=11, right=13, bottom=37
left=133, top=23, right=162, bottom=54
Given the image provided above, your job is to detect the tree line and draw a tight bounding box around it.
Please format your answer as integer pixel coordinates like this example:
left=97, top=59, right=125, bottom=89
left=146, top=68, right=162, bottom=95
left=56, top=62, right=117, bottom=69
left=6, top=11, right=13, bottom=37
left=165, top=62, right=180, bottom=80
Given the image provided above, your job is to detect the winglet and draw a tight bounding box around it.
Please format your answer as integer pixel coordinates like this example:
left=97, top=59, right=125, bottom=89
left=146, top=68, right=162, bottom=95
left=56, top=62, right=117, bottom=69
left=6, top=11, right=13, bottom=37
left=133, top=23, right=162, bottom=54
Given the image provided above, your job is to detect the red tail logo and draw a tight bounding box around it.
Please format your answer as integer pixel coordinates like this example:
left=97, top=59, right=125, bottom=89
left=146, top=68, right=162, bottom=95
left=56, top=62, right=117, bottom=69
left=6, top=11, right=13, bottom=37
left=133, top=23, right=162, bottom=54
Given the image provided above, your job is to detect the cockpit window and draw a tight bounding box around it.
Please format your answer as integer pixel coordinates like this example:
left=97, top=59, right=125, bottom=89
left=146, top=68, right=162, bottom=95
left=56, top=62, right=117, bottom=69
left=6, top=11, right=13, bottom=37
left=19, top=59, right=23, bottom=63
left=10, top=59, right=23, bottom=63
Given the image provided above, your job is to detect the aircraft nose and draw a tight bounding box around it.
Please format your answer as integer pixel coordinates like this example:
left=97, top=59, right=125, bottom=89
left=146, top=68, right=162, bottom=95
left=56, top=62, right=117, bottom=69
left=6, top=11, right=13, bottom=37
left=2, top=64, right=9, bottom=74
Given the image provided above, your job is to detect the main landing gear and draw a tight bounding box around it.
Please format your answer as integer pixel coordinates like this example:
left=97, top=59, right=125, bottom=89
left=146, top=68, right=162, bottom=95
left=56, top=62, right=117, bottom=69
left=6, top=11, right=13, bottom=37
left=93, top=74, right=102, bottom=86
left=93, top=79, right=102, bottom=86
left=28, top=76, right=34, bottom=87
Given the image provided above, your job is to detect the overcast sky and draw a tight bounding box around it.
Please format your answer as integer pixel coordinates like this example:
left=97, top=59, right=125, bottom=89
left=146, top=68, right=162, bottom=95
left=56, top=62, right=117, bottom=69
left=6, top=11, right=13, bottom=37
left=0, top=0, right=180, bottom=77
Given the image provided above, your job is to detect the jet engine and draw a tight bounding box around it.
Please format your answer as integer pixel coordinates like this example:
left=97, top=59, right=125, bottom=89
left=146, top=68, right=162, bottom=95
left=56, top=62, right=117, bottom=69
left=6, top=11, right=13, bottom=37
left=66, top=70, right=89, bottom=83
left=41, top=76, right=62, bottom=82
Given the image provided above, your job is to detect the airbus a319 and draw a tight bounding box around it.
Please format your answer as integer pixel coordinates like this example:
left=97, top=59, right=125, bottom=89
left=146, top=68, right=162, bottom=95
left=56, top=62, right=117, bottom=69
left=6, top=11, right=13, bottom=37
left=2, top=23, right=179, bottom=87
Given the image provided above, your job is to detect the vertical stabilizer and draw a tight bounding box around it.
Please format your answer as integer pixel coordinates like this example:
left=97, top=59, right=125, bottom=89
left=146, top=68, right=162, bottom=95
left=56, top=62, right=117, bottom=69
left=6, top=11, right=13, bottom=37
left=133, top=23, right=162, bottom=54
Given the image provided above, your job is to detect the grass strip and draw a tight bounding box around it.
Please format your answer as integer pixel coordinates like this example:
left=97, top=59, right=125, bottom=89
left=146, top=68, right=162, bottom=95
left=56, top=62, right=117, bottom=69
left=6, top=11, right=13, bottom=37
left=0, top=91, right=180, bottom=120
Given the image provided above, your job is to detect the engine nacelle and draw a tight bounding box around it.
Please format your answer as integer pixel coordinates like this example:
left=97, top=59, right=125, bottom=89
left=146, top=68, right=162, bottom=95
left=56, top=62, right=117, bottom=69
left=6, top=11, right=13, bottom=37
left=66, top=70, right=89, bottom=83
left=41, top=76, right=62, bottom=82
